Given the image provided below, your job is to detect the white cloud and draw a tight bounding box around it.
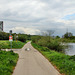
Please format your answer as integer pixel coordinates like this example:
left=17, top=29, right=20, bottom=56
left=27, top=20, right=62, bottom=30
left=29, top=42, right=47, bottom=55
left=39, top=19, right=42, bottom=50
left=12, top=27, right=41, bottom=35
left=0, top=0, right=75, bottom=36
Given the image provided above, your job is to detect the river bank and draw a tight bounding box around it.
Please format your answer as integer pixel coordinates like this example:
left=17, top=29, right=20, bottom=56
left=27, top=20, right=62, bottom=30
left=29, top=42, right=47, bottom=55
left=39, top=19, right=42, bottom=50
left=32, top=42, right=75, bottom=75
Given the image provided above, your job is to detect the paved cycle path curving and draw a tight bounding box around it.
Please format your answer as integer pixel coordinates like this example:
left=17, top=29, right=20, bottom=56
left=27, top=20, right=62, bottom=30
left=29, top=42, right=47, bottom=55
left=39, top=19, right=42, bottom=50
left=12, top=42, right=61, bottom=75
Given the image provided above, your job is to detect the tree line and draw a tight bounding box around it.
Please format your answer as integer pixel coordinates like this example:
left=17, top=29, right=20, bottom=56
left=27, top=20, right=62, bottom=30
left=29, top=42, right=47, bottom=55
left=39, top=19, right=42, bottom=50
left=0, top=32, right=31, bottom=42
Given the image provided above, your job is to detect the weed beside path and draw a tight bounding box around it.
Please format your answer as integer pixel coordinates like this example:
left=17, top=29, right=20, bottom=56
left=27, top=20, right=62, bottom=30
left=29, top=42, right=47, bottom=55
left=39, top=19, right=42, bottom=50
left=32, top=42, right=75, bottom=75
left=0, top=50, right=18, bottom=75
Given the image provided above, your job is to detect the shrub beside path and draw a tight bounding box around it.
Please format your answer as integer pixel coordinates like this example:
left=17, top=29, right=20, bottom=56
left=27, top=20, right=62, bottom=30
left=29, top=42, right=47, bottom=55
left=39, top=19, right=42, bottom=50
left=12, top=42, right=61, bottom=75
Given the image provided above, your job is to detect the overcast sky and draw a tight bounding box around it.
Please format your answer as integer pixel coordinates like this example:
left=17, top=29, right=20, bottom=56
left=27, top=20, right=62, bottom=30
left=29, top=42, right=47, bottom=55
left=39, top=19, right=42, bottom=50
left=0, top=0, right=75, bottom=36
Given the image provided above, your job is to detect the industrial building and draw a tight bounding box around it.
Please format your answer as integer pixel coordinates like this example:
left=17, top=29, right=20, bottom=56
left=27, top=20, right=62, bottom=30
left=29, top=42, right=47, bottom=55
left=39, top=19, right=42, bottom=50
left=0, top=21, right=3, bottom=31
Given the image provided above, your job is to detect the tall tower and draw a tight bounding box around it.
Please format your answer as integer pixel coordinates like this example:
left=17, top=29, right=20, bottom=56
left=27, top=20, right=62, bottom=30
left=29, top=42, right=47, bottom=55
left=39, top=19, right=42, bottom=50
left=0, top=21, right=3, bottom=31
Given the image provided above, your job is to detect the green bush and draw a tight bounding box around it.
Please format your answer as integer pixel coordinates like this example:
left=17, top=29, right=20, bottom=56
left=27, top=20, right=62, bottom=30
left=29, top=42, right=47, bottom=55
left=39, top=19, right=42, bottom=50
left=31, top=35, right=65, bottom=52
left=18, top=35, right=26, bottom=42
left=36, top=37, right=64, bottom=52
left=46, top=40, right=64, bottom=52
left=37, top=38, right=48, bottom=46
left=69, top=55, right=75, bottom=61
left=31, top=35, right=41, bottom=43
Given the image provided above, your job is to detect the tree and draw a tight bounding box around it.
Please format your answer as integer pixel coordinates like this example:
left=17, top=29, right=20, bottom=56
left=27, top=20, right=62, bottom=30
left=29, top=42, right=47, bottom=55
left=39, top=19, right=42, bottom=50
left=56, top=36, right=60, bottom=39
left=18, top=35, right=26, bottom=42
left=63, top=32, right=73, bottom=38
left=0, top=32, right=9, bottom=40
left=31, top=35, right=41, bottom=43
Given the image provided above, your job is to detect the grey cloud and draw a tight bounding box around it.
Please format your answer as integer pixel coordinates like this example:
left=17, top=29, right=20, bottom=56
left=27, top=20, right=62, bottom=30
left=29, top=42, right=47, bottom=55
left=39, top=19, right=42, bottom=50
left=0, top=0, right=75, bottom=36
left=1, top=17, right=46, bottom=23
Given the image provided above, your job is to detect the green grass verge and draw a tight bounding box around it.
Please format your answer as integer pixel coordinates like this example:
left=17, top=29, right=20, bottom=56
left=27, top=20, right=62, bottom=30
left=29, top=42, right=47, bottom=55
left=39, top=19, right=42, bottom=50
left=31, top=42, right=75, bottom=75
left=0, top=50, right=18, bottom=75
left=0, top=40, right=25, bottom=49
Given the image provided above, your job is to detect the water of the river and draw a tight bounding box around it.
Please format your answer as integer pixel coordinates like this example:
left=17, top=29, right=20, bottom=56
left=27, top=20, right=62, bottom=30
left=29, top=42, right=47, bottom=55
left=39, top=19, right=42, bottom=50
left=65, top=43, right=75, bottom=56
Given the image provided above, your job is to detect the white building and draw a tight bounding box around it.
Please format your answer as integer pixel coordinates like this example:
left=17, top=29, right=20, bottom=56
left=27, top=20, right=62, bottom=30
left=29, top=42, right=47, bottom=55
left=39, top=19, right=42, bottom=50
left=0, top=21, right=3, bottom=31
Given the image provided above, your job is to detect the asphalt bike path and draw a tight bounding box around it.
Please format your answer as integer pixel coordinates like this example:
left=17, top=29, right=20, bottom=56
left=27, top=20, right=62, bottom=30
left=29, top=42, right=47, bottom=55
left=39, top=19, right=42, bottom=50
left=12, top=42, right=61, bottom=75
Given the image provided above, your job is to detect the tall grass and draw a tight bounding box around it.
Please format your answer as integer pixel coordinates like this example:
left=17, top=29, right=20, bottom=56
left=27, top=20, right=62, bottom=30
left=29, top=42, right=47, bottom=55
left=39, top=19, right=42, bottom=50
left=0, top=40, right=25, bottom=49
left=0, top=50, right=18, bottom=75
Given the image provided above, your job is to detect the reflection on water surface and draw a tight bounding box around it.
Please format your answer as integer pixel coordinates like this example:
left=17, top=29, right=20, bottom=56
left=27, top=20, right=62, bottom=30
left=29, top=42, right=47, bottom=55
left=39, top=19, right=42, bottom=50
left=65, top=43, right=75, bottom=56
